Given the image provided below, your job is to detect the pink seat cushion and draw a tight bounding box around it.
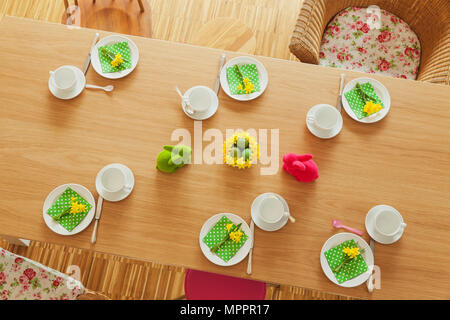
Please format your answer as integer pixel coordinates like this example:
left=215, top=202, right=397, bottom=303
left=319, top=6, right=421, bottom=79
left=185, top=269, right=266, bottom=300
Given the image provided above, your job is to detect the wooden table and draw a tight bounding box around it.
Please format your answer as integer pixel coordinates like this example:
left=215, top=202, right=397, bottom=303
left=0, top=16, right=449, bottom=299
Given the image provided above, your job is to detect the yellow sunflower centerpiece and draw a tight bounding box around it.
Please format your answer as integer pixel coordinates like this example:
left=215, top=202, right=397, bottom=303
left=223, top=131, right=259, bottom=169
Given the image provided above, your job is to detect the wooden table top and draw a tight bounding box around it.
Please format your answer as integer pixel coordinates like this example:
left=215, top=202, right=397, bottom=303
left=0, top=16, right=449, bottom=299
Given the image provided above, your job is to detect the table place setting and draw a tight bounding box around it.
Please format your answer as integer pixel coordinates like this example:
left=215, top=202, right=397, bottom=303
left=306, top=74, right=391, bottom=139
left=321, top=204, right=406, bottom=290
left=49, top=33, right=139, bottom=100
left=42, top=163, right=134, bottom=243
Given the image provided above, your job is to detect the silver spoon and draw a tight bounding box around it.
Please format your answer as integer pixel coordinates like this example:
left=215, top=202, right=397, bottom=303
left=85, top=84, right=114, bottom=92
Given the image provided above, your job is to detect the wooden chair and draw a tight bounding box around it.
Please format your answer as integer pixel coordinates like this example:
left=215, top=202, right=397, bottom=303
left=62, top=0, right=152, bottom=38
left=289, top=0, right=450, bottom=85
left=0, top=247, right=110, bottom=300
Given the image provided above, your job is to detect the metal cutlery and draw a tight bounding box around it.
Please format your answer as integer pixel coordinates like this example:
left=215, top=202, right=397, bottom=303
left=246, top=220, right=255, bottom=275
left=366, top=238, right=375, bottom=292
left=336, top=73, right=345, bottom=112
left=91, top=196, right=103, bottom=244
left=83, top=32, right=100, bottom=74
left=214, top=53, right=226, bottom=94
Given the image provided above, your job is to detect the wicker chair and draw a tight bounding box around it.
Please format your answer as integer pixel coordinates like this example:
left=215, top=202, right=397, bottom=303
left=289, top=0, right=450, bottom=85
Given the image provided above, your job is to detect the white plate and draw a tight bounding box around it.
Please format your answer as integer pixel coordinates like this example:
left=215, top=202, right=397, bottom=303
left=251, top=193, right=289, bottom=232
left=220, top=56, right=268, bottom=101
left=181, top=86, right=218, bottom=120
left=342, top=77, right=391, bottom=123
left=42, top=184, right=96, bottom=236
left=95, top=163, right=135, bottom=202
left=48, top=66, right=85, bottom=100
left=365, top=205, right=405, bottom=245
left=199, top=213, right=251, bottom=266
left=320, top=232, right=374, bottom=287
left=91, top=35, right=139, bottom=79
left=306, top=104, right=343, bottom=139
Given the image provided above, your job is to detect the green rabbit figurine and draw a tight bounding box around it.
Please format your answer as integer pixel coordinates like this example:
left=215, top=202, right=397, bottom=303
left=156, top=145, right=192, bottom=173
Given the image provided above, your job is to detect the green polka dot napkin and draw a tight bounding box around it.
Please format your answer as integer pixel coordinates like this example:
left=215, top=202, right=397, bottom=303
left=226, top=64, right=260, bottom=95
left=98, top=41, right=132, bottom=73
left=344, top=82, right=384, bottom=119
left=47, top=187, right=92, bottom=232
left=203, top=216, right=248, bottom=262
left=324, top=239, right=368, bottom=284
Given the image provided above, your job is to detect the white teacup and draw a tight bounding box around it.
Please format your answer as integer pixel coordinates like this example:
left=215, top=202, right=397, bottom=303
left=374, top=208, right=406, bottom=238
left=258, top=196, right=290, bottom=225
left=183, top=86, right=214, bottom=115
left=307, top=104, right=340, bottom=135
left=49, top=66, right=77, bottom=94
left=100, top=167, right=132, bottom=194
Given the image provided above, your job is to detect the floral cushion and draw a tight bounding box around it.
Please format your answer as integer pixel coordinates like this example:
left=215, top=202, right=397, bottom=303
left=0, top=247, right=84, bottom=300
left=319, top=6, right=421, bottom=79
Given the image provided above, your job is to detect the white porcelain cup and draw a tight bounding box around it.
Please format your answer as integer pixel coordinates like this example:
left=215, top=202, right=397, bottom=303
left=258, top=196, right=290, bottom=225
left=183, top=86, right=214, bottom=115
left=374, top=208, right=406, bottom=237
left=49, top=66, right=77, bottom=94
left=100, top=167, right=132, bottom=194
left=307, top=104, right=340, bottom=135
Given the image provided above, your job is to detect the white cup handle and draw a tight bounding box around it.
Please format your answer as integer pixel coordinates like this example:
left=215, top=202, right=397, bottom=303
left=184, top=100, right=195, bottom=115
left=400, top=222, right=407, bottom=229
left=285, top=212, right=295, bottom=223
left=123, top=184, right=132, bottom=193
left=306, top=115, right=315, bottom=124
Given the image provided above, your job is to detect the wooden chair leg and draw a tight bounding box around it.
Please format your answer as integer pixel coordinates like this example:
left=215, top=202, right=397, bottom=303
left=64, top=0, right=69, bottom=9
left=137, top=0, right=144, bottom=12
left=75, top=0, right=79, bottom=5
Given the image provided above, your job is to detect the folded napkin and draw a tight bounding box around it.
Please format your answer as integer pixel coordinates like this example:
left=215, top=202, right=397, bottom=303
left=98, top=41, right=132, bottom=73
left=226, top=64, right=260, bottom=95
left=203, top=216, right=248, bottom=262
left=47, top=187, right=92, bottom=232
left=344, top=82, right=384, bottom=119
left=324, top=239, right=368, bottom=284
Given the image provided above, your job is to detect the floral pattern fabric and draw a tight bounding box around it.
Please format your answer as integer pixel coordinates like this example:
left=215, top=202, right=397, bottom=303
left=0, top=247, right=84, bottom=300
left=319, top=7, right=421, bottom=80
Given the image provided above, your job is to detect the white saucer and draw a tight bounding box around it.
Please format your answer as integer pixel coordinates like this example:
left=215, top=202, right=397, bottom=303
left=42, top=183, right=96, bottom=236
left=306, top=104, right=343, bottom=139
left=91, top=35, right=139, bottom=79
left=365, top=205, right=405, bottom=244
left=95, top=163, right=135, bottom=202
left=220, top=56, right=268, bottom=101
left=199, top=213, right=252, bottom=267
left=48, top=66, right=85, bottom=100
left=342, top=77, right=391, bottom=123
left=320, top=232, right=374, bottom=287
left=181, top=86, right=218, bottom=120
left=251, top=193, right=289, bottom=232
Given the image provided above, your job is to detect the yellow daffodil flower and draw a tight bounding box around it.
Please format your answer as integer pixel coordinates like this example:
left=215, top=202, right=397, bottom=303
left=363, top=100, right=382, bottom=116
left=226, top=223, right=233, bottom=231
left=111, top=53, right=124, bottom=67
left=244, top=82, right=254, bottom=94
left=243, top=77, right=250, bottom=84
left=343, top=247, right=360, bottom=259
left=237, top=84, right=243, bottom=91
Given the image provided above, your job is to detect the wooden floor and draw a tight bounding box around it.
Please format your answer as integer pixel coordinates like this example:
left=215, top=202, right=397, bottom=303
left=0, top=0, right=302, bottom=60
left=0, top=0, right=358, bottom=300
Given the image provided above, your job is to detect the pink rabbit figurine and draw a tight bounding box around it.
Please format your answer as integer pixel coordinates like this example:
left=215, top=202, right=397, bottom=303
left=282, top=153, right=319, bottom=183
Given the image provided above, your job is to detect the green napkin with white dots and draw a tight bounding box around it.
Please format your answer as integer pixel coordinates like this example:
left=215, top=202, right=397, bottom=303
left=226, top=64, right=260, bottom=95
left=98, top=41, right=132, bottom=73
left=324, top=239, right=368, bottom=284
left=344, top=82, right=384, bottom=119
left=47, top=187, right=92, bottom=232
left=203, top=216, right=248, bottom=262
